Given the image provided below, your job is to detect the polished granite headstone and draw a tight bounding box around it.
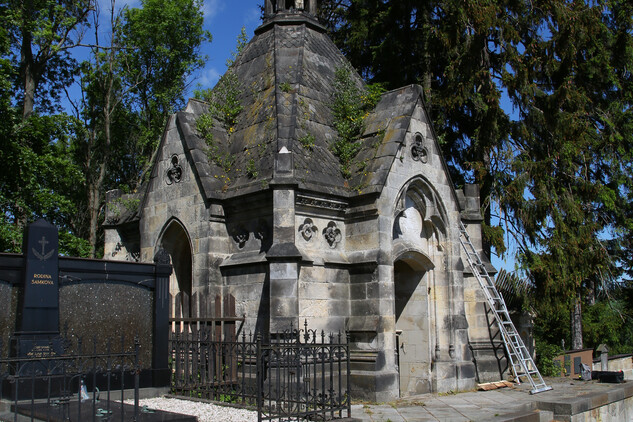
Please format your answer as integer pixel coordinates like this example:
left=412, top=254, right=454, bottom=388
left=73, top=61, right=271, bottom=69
left=15, top=219, right=61, bottom=358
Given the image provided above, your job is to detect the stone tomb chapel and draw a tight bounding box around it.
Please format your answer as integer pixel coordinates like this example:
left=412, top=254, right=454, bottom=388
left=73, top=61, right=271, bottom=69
left=104, top=0, right=503, bottom=401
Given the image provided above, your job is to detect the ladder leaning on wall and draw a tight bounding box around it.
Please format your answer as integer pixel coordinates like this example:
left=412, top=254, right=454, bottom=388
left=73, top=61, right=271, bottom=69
left=458, top=221, right=552, bottom=395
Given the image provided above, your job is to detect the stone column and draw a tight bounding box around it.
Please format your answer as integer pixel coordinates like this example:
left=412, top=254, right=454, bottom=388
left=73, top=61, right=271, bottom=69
left=267, top=148, right=302, bottom=334
left=372, top=213, right=400, bottom=402
left=265, top=0, right=274, bottom=17
left=307, top=0, right=317, bottom=15
left=153, top=249, right=173, bottom=387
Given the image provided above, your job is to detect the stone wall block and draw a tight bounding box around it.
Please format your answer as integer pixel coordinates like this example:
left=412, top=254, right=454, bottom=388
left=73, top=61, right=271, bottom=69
left=271, top=278, right=298, bottom=297
left=349, top=283, right=367, bottom=300
left=270, top=263, right=298, bottom=280
left=270, top=296, right=298, bottom=316
left=351, top=298, right=379, bottom=316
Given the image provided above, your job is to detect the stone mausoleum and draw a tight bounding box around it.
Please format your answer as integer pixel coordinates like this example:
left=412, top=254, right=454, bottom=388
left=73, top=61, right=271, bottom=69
left=104, top=0, right=503, bottom=401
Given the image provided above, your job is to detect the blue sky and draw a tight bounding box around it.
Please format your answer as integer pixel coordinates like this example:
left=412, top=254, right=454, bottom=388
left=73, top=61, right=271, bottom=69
left=190, top=0, right=262, bottom=91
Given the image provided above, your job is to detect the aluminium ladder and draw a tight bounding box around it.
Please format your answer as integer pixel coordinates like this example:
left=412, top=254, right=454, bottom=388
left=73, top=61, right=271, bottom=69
left=458, top=221, right=552, bottom=394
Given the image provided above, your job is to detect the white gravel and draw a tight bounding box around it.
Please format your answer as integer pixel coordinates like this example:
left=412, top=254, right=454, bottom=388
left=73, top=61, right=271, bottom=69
left=125, top=397, right=258, bottom=422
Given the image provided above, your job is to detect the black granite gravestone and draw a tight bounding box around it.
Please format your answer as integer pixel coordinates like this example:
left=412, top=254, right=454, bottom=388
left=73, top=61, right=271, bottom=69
left=15, top=219, right=62, bottom=360
left=19, top=218, right=60, bottom=334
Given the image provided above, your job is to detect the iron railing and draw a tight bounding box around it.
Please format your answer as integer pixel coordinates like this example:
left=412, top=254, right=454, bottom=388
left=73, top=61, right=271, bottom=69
left=169, top=319, right=351, bottom=421
left=0, top=335, right=140, bottom=422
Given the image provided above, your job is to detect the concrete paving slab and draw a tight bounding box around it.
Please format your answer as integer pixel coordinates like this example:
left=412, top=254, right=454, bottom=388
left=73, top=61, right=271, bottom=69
left=350, top=377, right=633, bottom=421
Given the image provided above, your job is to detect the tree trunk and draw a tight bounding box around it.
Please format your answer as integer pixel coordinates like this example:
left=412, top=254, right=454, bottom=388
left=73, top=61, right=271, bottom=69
left=88, top=182, right=100, bottom=258
left=571, top=294, right=583, bottom=350
left=20, top=17, right=37, bottom=119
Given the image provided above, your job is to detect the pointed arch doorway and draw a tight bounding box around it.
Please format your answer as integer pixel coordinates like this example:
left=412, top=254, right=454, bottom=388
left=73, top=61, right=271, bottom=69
left=159, top=219, right=193, bottom=319
left=394, top=252, right=434, bottom=396
left=392, top=177, right=448, bottom=396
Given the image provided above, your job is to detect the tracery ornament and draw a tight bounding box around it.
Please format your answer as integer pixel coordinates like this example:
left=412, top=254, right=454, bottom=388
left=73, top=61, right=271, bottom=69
left=299, top=218, right=318, bottom=241
left=232, top=226, right=250, bottom=249
left=411, top=133, right=428, bottom=163
left=322, top=221, right=342, bottom=249
left=166, top=154, right=183, bottom=185
left=296, top=194, right=347, bottom=211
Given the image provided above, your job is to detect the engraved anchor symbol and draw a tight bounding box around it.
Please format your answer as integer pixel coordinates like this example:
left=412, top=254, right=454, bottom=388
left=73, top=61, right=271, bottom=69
left=33, top=236, right=55, bottom=261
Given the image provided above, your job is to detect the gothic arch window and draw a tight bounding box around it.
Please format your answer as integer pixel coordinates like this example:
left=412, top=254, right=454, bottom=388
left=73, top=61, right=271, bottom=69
left=393, top=178, right=447, bottom=251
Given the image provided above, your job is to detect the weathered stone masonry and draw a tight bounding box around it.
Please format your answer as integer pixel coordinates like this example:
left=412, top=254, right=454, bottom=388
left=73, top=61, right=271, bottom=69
left=104, top=0, right=504, bottom=401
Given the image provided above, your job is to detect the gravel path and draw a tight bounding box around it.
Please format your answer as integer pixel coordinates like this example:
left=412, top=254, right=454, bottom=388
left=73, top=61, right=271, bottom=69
left=126, top=397, right=258, bottom=422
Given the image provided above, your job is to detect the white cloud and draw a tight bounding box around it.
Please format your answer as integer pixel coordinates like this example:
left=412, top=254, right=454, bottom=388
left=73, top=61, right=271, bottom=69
left=198, top=67, right=222, bottom=88
left=203, top=0, right=225, bottom=20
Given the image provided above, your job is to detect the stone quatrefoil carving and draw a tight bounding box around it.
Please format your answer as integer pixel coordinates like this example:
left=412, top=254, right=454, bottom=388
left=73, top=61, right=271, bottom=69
left=299, top=218, right=317, bottom=241
left=166, top=154, right=183, bottom=185
left=231, top=220, right=269, bottom=249
left=411, top=133, right=429, bottom=163
left=233, top=226, right=250, bottom=249
left=322, top=221, right=342, bottom=249
left=298, top=219, right=342, bottom=248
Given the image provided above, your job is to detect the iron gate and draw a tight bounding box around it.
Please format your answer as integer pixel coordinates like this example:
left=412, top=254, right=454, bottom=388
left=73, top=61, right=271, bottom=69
left=169, top=319, right=351, bottom=421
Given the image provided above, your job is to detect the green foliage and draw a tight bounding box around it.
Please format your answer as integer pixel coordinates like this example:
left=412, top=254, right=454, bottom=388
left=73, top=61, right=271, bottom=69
left=196, top=113, right=215, bottom=143
left=299, top=133, right=316, bottom=150
left=323, top=0, right=633, bottom=350
left=0, top=112, right=88, bottom=254
left=0, top=0, right=210, bottom=257
left=1, top=0, right=93, bottom=117
left=209, top=72, right=243, bottom=133
left=226, top=27, right=248, bottom=67
left=118, top=0, right=211, bottom=173
left=280, top=81, right=292, bottom=93
left=109, top=197, right=141, bottom=219
left=196, top=85, right=237, bottom=171
left=194, top=29, right=248, bottom=175
left=583, top=300, right=632, bottom=355
left=534, top=338, right=563, bottom=377
left=330, top=65, right=384, bottom=179
left=195, top=28, right=246, bottom=133
left=246, top=159, right=258, bottom=179
left=206, top=142, right=235, bottom=173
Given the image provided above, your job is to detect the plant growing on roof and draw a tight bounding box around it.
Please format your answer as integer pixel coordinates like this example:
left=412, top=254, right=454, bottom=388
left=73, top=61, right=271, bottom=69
left=246, top=158, right=258, bottom=179
left=194, top=28, right=247, bottom=173
left=330, top=64, right=384, bottom=179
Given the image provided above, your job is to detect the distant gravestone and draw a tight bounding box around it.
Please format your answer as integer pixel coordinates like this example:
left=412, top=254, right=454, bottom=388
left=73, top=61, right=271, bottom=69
left=16, top=219, right=61, bottom=358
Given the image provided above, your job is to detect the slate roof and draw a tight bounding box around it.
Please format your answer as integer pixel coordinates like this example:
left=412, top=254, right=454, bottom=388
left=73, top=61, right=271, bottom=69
left=165, top=10, right=429, bottom=201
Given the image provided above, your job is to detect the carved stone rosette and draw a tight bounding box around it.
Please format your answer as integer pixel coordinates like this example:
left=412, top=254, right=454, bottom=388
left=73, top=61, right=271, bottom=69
left=322, top=221, right=342, bottom=249
left=299, top=218, right=317, bottom=241
left=411, top=133, right=428, bottom=163
left=166, top=154, right=183, bottom=185
left=232, top=226, right=250, bottom=249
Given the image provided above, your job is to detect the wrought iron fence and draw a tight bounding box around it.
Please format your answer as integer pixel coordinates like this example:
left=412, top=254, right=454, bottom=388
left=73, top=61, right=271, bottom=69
left=169, top=316, right=254, bottom=405
left=0, top=335, right=141, bottom=422
left=169, top=319, right=351, bottom=421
